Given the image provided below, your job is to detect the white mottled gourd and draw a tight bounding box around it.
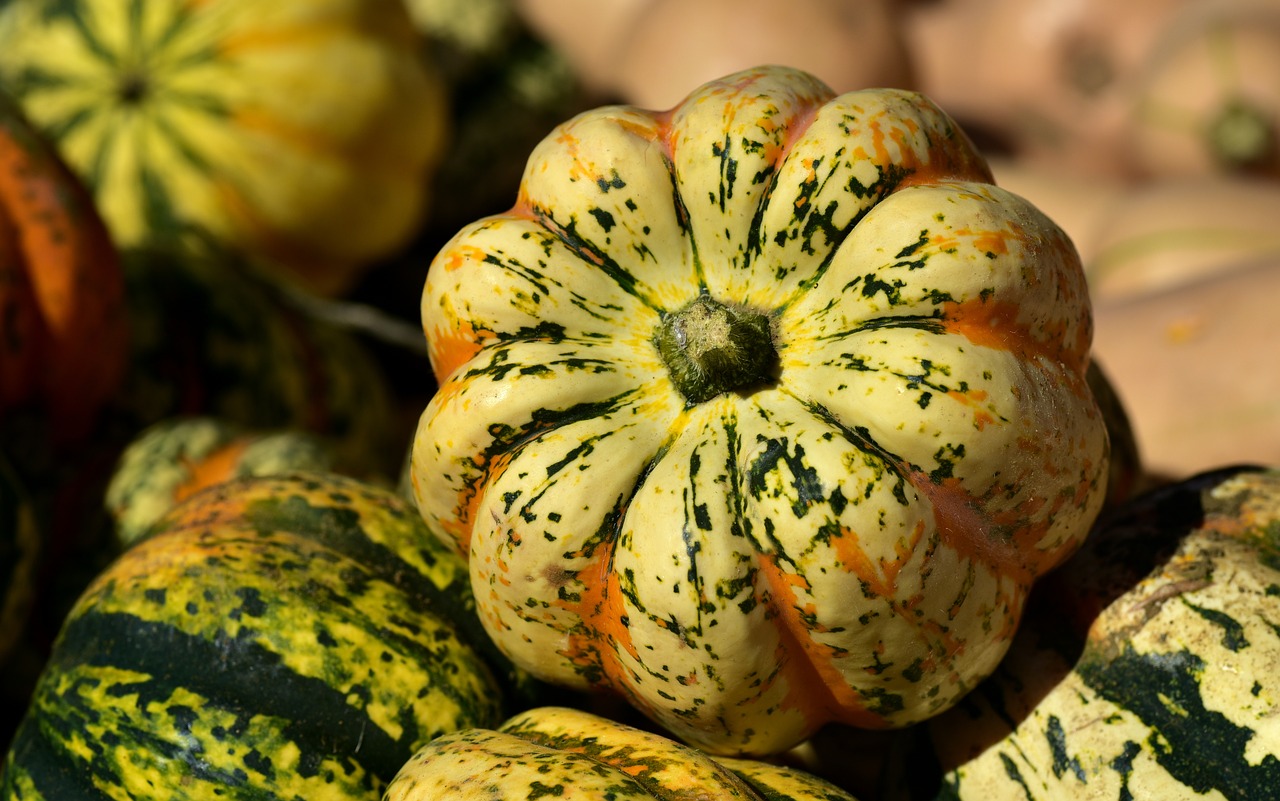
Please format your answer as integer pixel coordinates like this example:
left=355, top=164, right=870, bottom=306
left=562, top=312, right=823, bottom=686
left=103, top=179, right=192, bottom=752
left=930, top=466, right=1280, bottom=799
left=410, top=66, right=1111, bottom=756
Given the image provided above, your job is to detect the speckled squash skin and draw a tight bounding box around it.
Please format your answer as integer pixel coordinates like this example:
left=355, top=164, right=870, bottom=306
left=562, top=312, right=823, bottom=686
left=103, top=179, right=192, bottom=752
left=386, top=705, right=859, bottom=801
left=410, top=66, right=1111, bottom=755
left=105, top=416, right=341, bottom=548
left=0, top=472, right=520, bottom=801
left=929, top=466, right=1280, bottom=799
left=0, top=0, right=447, bottom=296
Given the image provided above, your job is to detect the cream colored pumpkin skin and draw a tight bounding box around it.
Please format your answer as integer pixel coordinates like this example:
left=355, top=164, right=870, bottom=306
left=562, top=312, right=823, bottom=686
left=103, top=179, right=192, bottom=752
left=411, top=67, right=1110, bottom=756
left=931, top=467, right=1280, bottom=800
left=0, top=0, right=446, bottom=295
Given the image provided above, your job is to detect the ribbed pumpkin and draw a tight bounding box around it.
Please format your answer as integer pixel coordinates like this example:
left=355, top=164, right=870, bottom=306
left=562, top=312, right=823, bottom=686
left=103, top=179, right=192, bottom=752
left=928, top=465, right=1280, bottom=799
left=410, top=66, right=1111, bottom=755
left=0, top=87, right=127, bottom=446
left=386, top=705, right=859, bottom=801
left=0, top=0, right=446, bottom=296
left=105, top=416, right=344, bottom=548
left=0, top=471, right=524, bottom=801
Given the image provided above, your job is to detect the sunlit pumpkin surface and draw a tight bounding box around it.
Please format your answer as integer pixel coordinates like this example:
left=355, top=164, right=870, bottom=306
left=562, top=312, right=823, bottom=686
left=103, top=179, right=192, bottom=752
left=410, top=66, right=1110, bottom=756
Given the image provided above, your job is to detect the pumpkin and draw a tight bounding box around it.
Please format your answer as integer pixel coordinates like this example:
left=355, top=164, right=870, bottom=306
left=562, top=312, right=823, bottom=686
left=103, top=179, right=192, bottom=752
left=1083, top=175, right=1280, bottom=302
left=0, top=471, right=527, bottom=801
left=114, top=239, right=401, bottom=478
left=0, top=0, right=447, bottom=297
left=1090, top=258, right=1280, bottom=481
left=0, top=87, right=127, bottom=447
left=410, top=66, right=1111, bottom=756
left=515, top=0, right=914, bottom=108
left=1128, top=0, right=1280, bottom=179
left=386, top=705, right=860, bottom=801
left=927, top=465, right=1280, bottom=800
left=105, top=415, right=347, bottom=548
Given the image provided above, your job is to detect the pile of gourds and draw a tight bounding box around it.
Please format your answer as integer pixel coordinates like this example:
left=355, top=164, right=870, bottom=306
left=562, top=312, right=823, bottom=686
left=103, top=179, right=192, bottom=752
left=1, top=1, right=1277, bottom=800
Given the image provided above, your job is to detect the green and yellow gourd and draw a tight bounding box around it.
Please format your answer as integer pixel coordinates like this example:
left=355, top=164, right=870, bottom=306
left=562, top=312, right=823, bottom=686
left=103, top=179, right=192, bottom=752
left=928, top=466, right=1280, bottom=800
left=0, top=471, right=528, bottom=800
left=410, top=65, right=1112, bottom=756
left=105, top=416, right=346, bottom=548
left=386, top=705, right=860, bottom=801
left=0, top=0, right=446, bottom=297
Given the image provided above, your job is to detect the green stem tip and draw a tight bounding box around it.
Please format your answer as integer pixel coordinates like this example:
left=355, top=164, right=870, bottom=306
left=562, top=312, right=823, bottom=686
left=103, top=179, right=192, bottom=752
left=654, top=293, right=779, bottom=404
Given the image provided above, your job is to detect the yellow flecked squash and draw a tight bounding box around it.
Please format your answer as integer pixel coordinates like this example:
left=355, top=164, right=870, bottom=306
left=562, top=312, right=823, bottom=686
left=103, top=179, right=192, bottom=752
left=410, top=66, right=1111, bottom=756
left=0, top=0, right=447, bottom=296
left=386, top=705, right=860, bottom=801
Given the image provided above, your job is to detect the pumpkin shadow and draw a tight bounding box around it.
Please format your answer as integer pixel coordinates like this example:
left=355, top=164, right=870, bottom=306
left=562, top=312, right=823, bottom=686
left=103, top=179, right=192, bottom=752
left=910, top=463, right=1267, bottom=800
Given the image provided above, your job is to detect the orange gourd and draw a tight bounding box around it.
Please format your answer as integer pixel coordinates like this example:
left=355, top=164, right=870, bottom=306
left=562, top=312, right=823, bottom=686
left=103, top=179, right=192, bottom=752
left=0, top=90, right=127, bottom=446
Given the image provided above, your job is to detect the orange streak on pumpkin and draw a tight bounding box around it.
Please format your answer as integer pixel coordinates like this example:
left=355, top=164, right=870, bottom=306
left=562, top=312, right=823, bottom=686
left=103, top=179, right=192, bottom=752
left=173, top=439, right=253, bottom=505
left=429, top=318, right=491, bottom=384
left=753, top=553, right=887, bottom=730
left=445, top=449, right=512, bottom=556
left=557, top=542, right=640, bottom=694
left=940, top=296, right=1066, bottom=368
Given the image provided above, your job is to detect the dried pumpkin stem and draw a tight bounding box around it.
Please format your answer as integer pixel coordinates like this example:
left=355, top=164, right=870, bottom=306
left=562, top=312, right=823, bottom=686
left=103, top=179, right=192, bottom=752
left=654, top=293, right=778, bottom=404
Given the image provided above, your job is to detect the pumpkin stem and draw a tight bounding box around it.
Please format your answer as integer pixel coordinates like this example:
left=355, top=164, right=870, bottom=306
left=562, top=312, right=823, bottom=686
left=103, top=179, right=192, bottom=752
left=654, top=293, right=778, bottom=404
left=1207, top=98, right=1276, bottom=173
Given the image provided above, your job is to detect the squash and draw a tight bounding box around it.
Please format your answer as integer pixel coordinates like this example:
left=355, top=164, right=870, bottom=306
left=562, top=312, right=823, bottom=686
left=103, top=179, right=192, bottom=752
left=927, top=465, right=1280, bottom=799
left=1090, top=258, right=1280, bottom=481
left=410, top=65, right=1111, bottom=756
left=0, top=0, right=447, bottom=297
left=105, top=416, right=346, bottom=548
left=1128, top=0, right=1280, bottom=179
left=903, top=0, right=1192, bottom=177
left=0, top=87, right=127, bottom=447
left=1083, top=175, right=1280, bottom=302
left=515, top=0, right=914, bottom=108
left=386, top=705, right=860, bottom=801
left=114, top=239, right=400, bottom=479
left=0, top=471, right=526, bottom=801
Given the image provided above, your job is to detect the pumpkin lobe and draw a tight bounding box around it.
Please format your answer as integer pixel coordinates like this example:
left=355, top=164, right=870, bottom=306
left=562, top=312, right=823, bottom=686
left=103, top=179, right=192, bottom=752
left=654, top=293, right=778, bottom=404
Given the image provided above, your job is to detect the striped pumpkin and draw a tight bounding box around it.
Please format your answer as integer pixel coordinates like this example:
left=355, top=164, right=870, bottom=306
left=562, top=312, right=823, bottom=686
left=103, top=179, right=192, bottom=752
left=386, top=705, right=859, bottom=801
left=0, top=0, right=446, bottom=296
left=929, top=466, right=1280, bottom=800
left=0, top=471, right=523, bottom=800
left=410, top=65, right=1111, bottom=755
left=105, top=416, right=343, bottom=548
